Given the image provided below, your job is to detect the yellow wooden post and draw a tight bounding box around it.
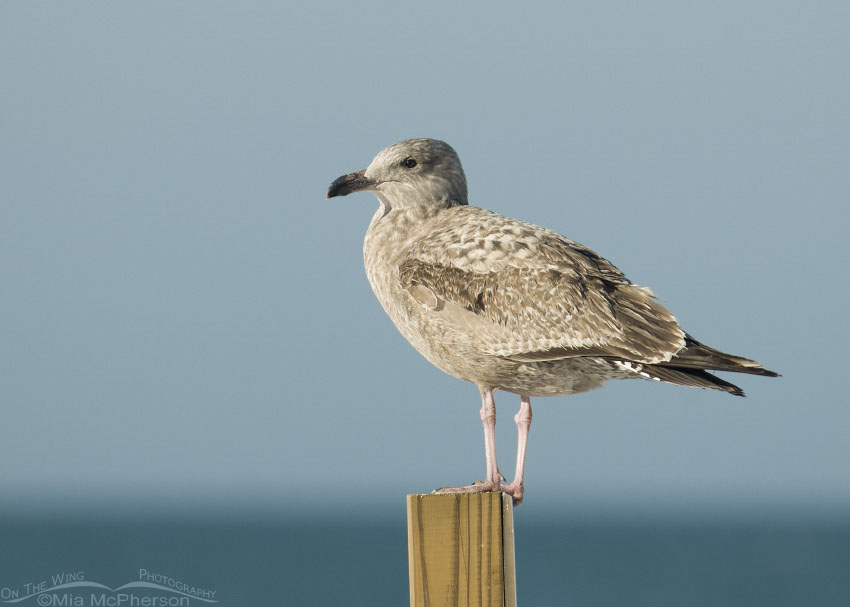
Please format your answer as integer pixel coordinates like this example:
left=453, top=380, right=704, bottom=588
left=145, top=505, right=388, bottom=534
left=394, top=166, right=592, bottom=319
left=407, top=492, right=517, bottom=607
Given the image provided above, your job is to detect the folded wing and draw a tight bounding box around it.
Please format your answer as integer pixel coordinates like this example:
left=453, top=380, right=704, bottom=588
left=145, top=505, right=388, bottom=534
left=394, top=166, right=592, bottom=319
left=398, top=207, right=686, bottom=365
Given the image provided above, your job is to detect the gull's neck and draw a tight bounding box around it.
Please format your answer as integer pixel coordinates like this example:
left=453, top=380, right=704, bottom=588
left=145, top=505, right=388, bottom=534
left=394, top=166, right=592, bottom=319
left=363, top=194, right=459, bottom=267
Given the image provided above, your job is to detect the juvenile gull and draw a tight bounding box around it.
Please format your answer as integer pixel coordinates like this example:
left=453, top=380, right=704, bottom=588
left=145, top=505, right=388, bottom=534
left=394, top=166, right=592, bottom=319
left=327, top=138, right=778, bottom=505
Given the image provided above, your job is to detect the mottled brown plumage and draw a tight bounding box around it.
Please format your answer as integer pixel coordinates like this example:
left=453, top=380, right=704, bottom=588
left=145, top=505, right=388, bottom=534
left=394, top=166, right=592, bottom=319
left=398, top=207, right=686, bottom=365
left=327, top=138, right=778, bottom=504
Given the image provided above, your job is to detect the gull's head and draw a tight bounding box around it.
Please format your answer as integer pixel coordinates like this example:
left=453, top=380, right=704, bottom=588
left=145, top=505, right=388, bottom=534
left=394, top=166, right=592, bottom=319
left=326, top=138, right=468, bottom=208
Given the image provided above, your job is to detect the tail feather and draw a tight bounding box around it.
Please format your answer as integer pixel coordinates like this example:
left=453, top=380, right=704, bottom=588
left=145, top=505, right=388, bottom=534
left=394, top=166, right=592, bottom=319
left=642, top=365, right=747, bottom=397
left=607, top=334, right=779, bottom=396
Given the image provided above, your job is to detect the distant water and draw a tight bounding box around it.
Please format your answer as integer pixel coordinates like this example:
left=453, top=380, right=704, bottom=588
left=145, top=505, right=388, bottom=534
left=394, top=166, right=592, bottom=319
left=1, top=516, right=848, bottom=606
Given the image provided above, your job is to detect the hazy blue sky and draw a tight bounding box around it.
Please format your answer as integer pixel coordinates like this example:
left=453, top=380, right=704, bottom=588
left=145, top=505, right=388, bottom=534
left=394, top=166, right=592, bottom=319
left=1, top=1, right=847, bottom=518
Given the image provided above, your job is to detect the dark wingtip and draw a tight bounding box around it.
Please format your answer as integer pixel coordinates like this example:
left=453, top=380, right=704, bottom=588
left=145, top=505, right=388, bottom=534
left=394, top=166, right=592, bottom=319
left=741, top=367, right=781, bottom=378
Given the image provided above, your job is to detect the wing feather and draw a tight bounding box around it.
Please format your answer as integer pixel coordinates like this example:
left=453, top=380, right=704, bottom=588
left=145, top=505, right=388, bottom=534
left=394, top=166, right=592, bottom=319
left=397, top=207, right=686, bottom=364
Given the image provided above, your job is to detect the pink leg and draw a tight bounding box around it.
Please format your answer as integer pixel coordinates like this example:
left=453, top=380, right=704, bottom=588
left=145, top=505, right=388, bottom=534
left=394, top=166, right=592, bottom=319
left=501, top=396, right=532, bottom=506
left=480, top=388, right=502, bottom=486
left=434, top=388, right=503, bottom=495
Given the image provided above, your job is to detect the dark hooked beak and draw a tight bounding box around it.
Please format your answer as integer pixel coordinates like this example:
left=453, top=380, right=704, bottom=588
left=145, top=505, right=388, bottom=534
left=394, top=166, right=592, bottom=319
left=326, top=170, right=376, bottom=199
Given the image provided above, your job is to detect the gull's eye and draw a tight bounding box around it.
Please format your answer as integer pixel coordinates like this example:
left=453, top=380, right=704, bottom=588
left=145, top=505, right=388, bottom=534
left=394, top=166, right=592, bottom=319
left=403, top=157, right=417, bottom=169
